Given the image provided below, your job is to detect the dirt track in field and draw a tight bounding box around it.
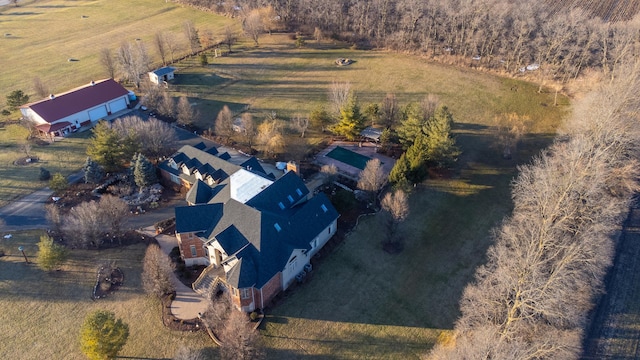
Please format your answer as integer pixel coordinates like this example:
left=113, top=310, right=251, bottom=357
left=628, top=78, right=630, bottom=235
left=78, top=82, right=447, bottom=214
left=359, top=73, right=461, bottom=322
left=583, top=203, right=640, bottom=359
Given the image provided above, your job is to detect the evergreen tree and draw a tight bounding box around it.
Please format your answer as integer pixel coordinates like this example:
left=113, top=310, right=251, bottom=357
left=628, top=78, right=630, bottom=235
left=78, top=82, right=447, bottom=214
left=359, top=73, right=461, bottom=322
left=405, top=132, right=429, bottom=182
left=83, top=157, right=104, bottom=184
left=80, top=310, right=129, bottom=360
left=37, top=234, right=68, bottom=271
left=39, top=167, right=51, bottom=181
left=87, top=122, right=125, bottom=172
left=49, top=173, right=68, bottom=192
left=133, top=153, right=158, bottom=189
left=6, top=89, right=29, bottom=110
left=331, top=95, right=365, bottom=141
left=396, top=103, right=426, bottom=149
left=389, top=152, right=410, bottom=190
left=423, top=106, right=460, bottom=168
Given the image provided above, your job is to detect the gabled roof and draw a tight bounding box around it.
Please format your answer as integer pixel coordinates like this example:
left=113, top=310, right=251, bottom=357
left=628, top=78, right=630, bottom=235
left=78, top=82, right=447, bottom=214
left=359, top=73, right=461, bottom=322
left=193, top=141, right=207, bottom=150
left=240, top=157, right=268, bottom=177
left=22, top=79, right=128, bottom=124
left=36, top=121, right=72, bottom=133
left=151, top=66, right=176, bottom=76
left=185, top=179, right=213, bottom=204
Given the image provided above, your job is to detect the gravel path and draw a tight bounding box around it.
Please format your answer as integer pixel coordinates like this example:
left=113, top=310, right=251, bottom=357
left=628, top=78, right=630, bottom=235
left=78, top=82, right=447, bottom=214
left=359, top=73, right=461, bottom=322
left=583, top=203, right=640, bottom=359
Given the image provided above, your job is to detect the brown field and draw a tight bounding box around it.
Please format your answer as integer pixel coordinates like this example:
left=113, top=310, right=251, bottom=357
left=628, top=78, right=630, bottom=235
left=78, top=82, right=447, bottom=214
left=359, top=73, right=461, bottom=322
left=542, top=0, right=640, bottom=22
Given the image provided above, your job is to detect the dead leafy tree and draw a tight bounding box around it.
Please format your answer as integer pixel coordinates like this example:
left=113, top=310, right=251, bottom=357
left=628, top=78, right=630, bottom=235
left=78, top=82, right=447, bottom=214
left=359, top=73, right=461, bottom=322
left=199, top=29, right=214, bottom=50
left=240, top=112, right=255, bottom=147
left=142, top=243, right=175, bottom=298
left=215, top=105, right=234, bottom=143
left=320, top=164, right=338, bottom=185
left=257, top=119, right=285, bottom=156
left=291, top=115, right=309, bottom=138
left=494, top=112, right=529, bottom=159
left=380, top=189, right=409, bottom=250
left=357, top=158, right=387, bottom=205
left=111, top=115, right=178, bottom=158
left=183, top=21, right=201, bottom=55
left=154, top=31, right=168, bottom=66
left=244, top=9, right=264, bottom=46
left=380, top=93, right=400, bottom=128
left=177, top=96, right=197, bottom=127
left=33, top=77, right=50, bottom=99
left=329, top=81, right=352, bottom=116
left=158, top=92, right=175, bottom=118
left=219, top=310, right=264, bottom=360
left=100, top=48, right=117, bottom=79
left=222, top=25, right=238, bottom=53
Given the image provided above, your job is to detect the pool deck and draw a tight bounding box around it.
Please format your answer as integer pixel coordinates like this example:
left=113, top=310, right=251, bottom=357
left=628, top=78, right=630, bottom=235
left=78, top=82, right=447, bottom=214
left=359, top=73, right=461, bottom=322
left=315, top=141, right=397, bottom=180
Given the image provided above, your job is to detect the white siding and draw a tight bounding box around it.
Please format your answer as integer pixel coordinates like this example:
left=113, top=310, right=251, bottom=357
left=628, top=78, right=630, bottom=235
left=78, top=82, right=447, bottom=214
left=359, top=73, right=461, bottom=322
left=282, top=249, right=307, bottom=289
left=307, top=219, right=337, bottom=258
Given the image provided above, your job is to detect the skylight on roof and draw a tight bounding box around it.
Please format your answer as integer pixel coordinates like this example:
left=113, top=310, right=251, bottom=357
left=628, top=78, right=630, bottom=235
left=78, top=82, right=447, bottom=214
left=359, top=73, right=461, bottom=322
left=321, top=204, right=328, bottom=213
left=278, top=202, right=285, bottom=210
left=274, top=223, right=282, bottom=232
left=296, top=188, right=303, bottom=196
left=287, top=195, right=294, bottom=203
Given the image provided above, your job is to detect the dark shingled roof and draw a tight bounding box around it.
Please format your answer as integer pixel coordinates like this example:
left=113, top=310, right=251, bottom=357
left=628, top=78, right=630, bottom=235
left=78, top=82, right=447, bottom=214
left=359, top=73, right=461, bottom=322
left=185, top=179, right=213, bottom=204
left=192, top=141, right=207, bottom=150
left=175, top=203, right=223, bottom=233
left=22, top=79, right=128, bottom=124
left=245, top=171, right=309, bottom=214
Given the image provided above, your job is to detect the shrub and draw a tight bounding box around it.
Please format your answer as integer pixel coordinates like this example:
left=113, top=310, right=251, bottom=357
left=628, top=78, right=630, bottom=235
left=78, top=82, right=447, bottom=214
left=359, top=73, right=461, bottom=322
left=49, top=173, right=68, bottom=192
left=37, top=234, right=68, bottom=271
left=199, top=53, right=208, bottom=66
left=80, top=310, right=129, bottom=360
left=39, top=167, right=51, bottom=181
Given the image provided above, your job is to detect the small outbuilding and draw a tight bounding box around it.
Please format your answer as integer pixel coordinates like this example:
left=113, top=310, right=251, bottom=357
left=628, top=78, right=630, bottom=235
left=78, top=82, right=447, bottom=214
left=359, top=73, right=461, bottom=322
left=148, top=67, right=176, bottom=85
left=360, top=126, right=383, bottom=142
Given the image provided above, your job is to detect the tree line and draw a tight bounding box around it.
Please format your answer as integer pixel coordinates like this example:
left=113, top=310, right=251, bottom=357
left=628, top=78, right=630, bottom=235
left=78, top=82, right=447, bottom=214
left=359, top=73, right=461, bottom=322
left=428, top=61, right=640, bottom=358
left=175, top=0, right=640, bottom=82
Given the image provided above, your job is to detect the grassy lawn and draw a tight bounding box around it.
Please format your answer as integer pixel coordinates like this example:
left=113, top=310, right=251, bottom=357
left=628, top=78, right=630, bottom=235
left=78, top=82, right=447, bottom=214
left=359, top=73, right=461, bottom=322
left=0, top=125, right=92, bottom=207
left=0, top=0, right=235, bottom=98
left=171, top=34, right=566, bottom=137
left=0, top=230, right=215, bottom=359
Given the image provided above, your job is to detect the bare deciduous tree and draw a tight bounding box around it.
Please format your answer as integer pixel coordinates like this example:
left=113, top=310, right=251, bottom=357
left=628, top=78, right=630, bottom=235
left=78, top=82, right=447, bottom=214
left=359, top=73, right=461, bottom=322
left=222, top=25, right=238, bottom=53
left=140, top=79, right=163, bottom=111
left=329, top=81, right=352, bottom=116
left=99, top=195, right=128, bottom=240
left=215, top=105, right=234, bottom=142
left=291, top=115, right=309, bottom=138
left=380, top=93, right=399, bottom=128
left=100, top=48, right=117, bottom=79
left=158, top=92, right=175, bottom=118
left=117, top=41, right=150, bottom=88
left=111, top=115, right=178, bottom=158
left=154, top=31, right=168, bottom=66
left=173, top=347, right=205, bottom=360
left=62, top=200, right=103, bottom=248
left=244, top=9, right=264, bottom=46
left=320, top=164, right=338, bottom=185
left=381, top=189, right=409, bottom=246
left=219, top=310, right=264, bottom=360
left=177, top=96, right=197, bottom=127
left=493, top=112, right=529, bottom=159
left=357, top=158, right=386, bottom=204
left=420, top=94, right=440, bottom=121
left=183, top=21, right=201, bottom=55
left=240, top=112, right=255, bottom=147
left=33, top=77, right=49, bottom=99
left=142, top=243, right=175, bottom=298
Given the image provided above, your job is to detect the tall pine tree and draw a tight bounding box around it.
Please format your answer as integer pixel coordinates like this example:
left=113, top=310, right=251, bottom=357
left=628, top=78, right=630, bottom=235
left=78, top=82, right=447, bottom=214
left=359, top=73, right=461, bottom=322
left=83, top=157, right=104, bottom=184
left=331, top=94, right=365, bottom=141
left=423, top=105, right=460, bottom=168
left=133, top=153, right=158, bottom=189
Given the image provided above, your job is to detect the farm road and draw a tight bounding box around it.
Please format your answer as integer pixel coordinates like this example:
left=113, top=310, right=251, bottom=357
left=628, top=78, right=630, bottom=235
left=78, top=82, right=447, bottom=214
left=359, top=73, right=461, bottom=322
left=583, top=203, right=640, bottom=359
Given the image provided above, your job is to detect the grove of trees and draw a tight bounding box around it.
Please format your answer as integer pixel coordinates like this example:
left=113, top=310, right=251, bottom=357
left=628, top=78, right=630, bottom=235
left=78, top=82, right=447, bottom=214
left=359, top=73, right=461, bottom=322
left=428, top=63, right=640, bottom=359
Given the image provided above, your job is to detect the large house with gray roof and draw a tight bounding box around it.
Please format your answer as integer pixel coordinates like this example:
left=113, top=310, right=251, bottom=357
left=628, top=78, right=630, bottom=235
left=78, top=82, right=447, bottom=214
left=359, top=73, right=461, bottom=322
left=163, top=145, right=339, bottom=312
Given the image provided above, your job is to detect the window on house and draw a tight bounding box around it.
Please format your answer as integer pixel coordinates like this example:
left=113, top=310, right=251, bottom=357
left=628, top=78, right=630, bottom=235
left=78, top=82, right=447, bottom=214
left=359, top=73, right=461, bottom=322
left=278, top=202, right=285, bottom=210
left=296, top=188, right=303, bottom=196
left=321, top=204, right=328, bottom=213
left=328, top=226, right=331, bottom=235
left=287, top=195, right=294, bottom=203
left=274, top=223, right=281, bottom=232
left=190, top=245, right=197, bottom=257
left=241, top=288, right=251, bottom=299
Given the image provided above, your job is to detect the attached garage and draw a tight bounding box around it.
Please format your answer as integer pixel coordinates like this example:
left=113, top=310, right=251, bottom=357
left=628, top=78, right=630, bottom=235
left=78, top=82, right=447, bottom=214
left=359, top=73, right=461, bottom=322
left=88, top=106, right=108, bottom=121
left=108, top=98, right=127, bottom=113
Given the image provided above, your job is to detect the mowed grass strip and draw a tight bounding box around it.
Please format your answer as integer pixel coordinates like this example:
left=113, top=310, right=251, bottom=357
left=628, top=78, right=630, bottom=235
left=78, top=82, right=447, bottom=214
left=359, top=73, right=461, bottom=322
left=0, top=230, right=215, bottom=359
left=0, top=0, right=235, bottom=98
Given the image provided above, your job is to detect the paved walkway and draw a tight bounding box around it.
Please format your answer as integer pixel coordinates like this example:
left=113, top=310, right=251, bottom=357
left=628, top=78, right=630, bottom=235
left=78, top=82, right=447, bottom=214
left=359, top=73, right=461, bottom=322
left=140, top=227, right=209, bottom=320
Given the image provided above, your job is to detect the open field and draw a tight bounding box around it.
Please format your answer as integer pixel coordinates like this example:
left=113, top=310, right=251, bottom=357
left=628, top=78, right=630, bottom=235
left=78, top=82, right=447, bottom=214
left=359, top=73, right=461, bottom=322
left=0, top=230, right=215, bottom=359
left=172, top=34, right=566, bottom=139
left=0, top=125, right=91, bottom=207
left=0, top=0, right=235, bottom=100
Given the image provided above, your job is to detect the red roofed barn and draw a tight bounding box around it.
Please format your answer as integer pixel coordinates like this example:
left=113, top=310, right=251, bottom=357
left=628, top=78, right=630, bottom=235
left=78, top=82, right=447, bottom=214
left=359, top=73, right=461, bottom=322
left=20, top=79, right=130, bottom=137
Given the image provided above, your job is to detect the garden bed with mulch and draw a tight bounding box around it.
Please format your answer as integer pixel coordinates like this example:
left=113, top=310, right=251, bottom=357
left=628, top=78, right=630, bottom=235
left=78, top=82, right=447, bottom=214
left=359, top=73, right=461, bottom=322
left=92, top=263, right=124, bottom=300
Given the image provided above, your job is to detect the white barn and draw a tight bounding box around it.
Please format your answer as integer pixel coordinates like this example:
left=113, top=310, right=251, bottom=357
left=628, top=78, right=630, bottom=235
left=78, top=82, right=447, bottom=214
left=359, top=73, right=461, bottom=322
left=20, top=79, right=130, bottom=137
left=148, top=67, right=176, bottom=85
